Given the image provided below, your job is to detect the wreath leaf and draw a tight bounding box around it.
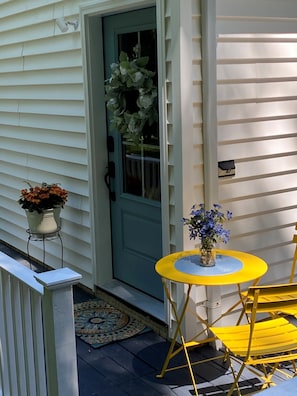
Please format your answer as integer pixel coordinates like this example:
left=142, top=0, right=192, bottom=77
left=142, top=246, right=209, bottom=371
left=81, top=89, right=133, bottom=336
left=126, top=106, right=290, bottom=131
left=105, top=50, right=158, bottom=144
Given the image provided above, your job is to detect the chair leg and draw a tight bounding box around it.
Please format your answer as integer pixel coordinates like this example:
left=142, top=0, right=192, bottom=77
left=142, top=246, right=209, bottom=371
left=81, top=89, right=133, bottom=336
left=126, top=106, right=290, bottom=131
left=224, top=351, right=244, bottom=396
left=227, top=361, right=245, bottom=396
left=291, top=359, right=297, bottom=375
left=236, top=307, right=250, bottom=325
left=259, top=364, right=274, bottom=389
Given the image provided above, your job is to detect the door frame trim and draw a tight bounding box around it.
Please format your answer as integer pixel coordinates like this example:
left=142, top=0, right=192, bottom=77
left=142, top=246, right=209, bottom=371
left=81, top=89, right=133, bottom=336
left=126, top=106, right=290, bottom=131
left=80, top=0, right=168, bottom=294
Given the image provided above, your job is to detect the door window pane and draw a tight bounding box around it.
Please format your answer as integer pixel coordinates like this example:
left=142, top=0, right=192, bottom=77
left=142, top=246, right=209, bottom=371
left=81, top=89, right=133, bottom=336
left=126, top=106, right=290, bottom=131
left=118, top=29, right=160, bottom=201
left=123, top=141, right=160, bottom=201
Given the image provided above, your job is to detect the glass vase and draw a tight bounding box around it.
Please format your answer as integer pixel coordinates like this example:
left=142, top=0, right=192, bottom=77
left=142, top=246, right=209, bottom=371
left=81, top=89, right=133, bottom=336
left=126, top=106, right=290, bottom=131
left=199, top=244, right=216, bottom=267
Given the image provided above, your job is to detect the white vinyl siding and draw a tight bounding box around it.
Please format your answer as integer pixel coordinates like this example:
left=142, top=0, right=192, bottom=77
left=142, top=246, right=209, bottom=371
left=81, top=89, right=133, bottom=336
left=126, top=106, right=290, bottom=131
left=216, top=1, right=297, bottom=321
left=1, top=0, right=297, bottom=319
left=166, top=0, right=204, bottom=254
left=164, top=0, right=206, bottom=338
left=191, top=0, right=205, bottom=220
left=0, top=0, right=93, bottom=287
left=218, top=34, right=297, bottom=268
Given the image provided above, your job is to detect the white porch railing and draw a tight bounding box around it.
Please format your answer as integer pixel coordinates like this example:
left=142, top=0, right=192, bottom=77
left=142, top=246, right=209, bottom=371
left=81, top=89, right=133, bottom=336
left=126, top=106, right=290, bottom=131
left=0, top=252, right=82, bottom=396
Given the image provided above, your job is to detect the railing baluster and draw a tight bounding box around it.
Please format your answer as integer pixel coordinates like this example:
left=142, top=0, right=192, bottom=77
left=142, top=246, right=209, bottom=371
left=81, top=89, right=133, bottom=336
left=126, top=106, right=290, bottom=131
left=4, top=274, right=18, bottom=396
left=0, top=252, right=81, bottom=396
left=0, top=271, right=10, bottom=395
left=12, top=278, right=27, bottom=395
left=31, top=292, right=47, bottom=395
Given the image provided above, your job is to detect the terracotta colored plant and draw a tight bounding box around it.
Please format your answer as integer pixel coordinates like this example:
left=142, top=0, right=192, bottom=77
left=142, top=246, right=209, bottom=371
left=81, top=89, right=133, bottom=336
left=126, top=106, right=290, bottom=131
left=18, top=182, right=68, bottom=213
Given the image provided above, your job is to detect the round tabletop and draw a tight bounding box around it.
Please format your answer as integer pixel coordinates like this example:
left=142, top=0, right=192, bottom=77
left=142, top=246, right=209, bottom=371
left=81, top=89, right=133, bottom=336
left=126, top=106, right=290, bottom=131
left=155, top=249, right=268, bottom=286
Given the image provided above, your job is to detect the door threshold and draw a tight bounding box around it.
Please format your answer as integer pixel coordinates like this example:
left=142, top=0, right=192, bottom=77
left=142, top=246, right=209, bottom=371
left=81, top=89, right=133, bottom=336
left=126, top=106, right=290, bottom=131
left=98, top=279, right=166, bottom=323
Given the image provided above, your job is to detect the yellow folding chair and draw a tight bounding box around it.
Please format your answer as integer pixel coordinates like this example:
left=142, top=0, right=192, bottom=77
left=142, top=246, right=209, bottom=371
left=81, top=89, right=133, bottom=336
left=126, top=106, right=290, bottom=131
left=238, top=227, right=297, bottom=323
left=210, top=283, right=297, bottom=396
left=288, top=231, right=297, bottom=284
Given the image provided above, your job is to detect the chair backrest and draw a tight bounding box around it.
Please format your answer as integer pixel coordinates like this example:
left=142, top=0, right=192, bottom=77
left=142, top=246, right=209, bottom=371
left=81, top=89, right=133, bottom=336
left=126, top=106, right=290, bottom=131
left=246, top=283, right=297, bottom=314
left=289, top=228, right=297, bottom=283
left=245, top=283, right=297, bottom=359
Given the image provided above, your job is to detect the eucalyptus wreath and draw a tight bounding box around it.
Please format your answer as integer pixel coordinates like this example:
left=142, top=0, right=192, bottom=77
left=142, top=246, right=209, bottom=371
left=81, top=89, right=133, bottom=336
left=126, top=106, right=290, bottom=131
left=105, top=49, right=158, bottom=144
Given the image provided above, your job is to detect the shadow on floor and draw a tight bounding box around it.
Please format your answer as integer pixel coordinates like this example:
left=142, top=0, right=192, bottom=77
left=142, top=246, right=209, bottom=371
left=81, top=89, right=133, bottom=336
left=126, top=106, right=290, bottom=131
left=0, top=240, right=290, bottom=395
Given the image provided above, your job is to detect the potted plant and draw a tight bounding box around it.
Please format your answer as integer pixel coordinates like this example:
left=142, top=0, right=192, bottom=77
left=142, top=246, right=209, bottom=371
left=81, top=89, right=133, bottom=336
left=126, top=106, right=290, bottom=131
left=183, top=203, right=232, bottom=266
left=18, top=182, right=68, bottom=234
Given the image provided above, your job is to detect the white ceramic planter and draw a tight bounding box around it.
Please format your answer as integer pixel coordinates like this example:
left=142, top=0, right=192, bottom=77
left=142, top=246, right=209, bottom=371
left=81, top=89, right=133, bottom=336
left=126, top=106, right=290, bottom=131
left=25, top=208, right=59, bottom=234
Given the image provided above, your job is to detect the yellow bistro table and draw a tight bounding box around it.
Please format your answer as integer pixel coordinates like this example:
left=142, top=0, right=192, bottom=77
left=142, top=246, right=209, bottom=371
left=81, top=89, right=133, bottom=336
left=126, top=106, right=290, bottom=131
left=155, top=249, right=268, bottom=396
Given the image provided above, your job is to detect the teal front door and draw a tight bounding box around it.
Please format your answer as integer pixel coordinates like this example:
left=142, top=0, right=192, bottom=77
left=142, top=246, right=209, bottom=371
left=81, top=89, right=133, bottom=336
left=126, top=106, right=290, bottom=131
left=103, top=8, right=163, bottom=301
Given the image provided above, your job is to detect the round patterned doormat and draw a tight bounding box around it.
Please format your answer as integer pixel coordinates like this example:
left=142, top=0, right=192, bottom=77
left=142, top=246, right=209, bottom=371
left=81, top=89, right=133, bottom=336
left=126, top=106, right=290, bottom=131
left=74, top=299, right=148, bottom=348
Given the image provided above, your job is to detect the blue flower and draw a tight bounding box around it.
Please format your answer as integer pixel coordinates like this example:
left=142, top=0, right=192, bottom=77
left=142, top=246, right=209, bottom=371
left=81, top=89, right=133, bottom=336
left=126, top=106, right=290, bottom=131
left=183, top=203, right=232, bottom=250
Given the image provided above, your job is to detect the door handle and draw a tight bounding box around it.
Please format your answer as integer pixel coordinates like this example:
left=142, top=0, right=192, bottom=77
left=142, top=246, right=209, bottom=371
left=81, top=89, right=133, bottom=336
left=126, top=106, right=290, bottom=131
left=107, top=161, right=115, bottom=178
left=104, top=161, right=116, bottom=201
left=107, top=136, right=114, bottom=152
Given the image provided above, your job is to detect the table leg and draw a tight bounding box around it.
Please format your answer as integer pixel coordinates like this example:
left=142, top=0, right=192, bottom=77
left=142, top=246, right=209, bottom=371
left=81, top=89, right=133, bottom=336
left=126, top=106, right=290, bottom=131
left=157, top=279, right=262, bottom=395
left=157, top=282, right=199, bottom=396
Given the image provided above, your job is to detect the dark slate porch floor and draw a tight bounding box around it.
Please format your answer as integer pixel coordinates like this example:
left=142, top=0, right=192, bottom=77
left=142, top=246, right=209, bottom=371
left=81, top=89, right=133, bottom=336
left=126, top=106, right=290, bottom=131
left=0, top=241, right=293, bottom=396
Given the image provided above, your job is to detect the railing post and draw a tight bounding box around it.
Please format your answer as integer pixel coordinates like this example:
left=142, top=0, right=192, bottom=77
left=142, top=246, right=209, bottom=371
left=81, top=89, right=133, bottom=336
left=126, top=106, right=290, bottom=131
left=35, top=268, right=82, bottom=396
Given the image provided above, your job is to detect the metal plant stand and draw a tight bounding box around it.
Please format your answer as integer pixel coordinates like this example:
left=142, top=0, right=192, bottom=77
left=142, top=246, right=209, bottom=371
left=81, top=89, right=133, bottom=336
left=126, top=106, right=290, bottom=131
left=26, top=227, right=63, bottom=269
